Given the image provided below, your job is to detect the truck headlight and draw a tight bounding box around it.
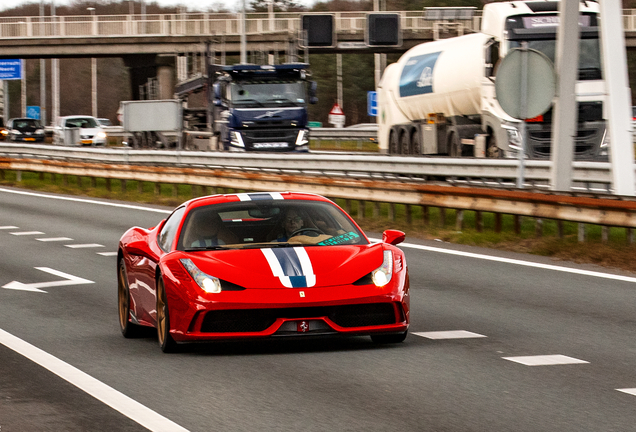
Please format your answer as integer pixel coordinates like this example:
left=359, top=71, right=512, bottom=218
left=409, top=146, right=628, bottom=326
left=501, top=124, right=522, bottom=150
left=231, top=131, right=245, bottom=147
left=295, top=129, right=309, bottom=145
left=371, top=250, right=393, bottom=287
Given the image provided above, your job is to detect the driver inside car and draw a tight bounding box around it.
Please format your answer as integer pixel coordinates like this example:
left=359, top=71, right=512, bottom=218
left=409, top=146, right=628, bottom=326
left=276, top=208, right=304, bottom=242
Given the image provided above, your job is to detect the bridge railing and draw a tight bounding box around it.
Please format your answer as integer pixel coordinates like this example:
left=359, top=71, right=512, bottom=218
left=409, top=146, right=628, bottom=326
left=0, top=11, right=480, bottom=39
left=2, top=10, right=636, bottom=39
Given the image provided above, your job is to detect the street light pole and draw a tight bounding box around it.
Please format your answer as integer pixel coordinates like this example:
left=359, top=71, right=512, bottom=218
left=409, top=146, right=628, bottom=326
left=52, top=0, right=60, bottom=126
left=240, top=0, right=247, bottom=64
left=87, top=7, right=97, bottom=117
left=40, top=0, right=46, bottom=125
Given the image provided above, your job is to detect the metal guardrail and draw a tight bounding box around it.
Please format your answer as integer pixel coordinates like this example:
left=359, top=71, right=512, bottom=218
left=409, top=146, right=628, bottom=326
left=1, top=152, right=636, bottom=238
left=0, top=143, right=625, bottom=192
left=2, top=10, right=636, bottom=40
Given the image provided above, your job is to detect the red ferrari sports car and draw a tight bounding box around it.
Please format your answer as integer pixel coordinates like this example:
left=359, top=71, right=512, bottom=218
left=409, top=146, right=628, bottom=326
left=117, top=192, right=409, bottom=352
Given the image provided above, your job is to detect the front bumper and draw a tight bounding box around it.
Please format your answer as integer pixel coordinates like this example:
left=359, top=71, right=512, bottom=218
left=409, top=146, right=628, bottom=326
left=165, top=281, right=409, bottom=342
left=226, top=128, right=309, bottom=152
left=12, top=134, right=45, bottom=142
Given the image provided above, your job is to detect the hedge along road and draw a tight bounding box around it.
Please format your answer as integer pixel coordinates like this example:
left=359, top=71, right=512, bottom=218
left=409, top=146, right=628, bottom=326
left=2, top=185, right=636, bottom=431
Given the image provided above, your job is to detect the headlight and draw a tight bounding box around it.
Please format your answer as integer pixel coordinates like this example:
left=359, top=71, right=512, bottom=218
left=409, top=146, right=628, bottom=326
left=10, top=129, right=21, bottom=135
left=230, top=131, right=245, bottom=147
left=180, top=258, right=221, bottom=293
left=501, top=124, right=522, bottom=150
left=35, top=129, right=44, bottom=134
left=97, top=132, right=107, bottom=138
left=371, top=250, right=393, bottom=287
left=296, top=129, right=309, bottom=145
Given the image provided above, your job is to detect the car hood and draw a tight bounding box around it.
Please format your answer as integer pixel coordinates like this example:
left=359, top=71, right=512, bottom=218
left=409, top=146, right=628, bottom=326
left=79, top=127, right=102, bottom=134
left=182, top=243, right=385, bottom=289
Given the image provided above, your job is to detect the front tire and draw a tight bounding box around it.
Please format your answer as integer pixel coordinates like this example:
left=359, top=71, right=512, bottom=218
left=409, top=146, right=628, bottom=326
left=371, top=330, right=408, bottom=344
left=118, top=258, right=144, bottom=338
left=156, top=276, right=178, bottom=353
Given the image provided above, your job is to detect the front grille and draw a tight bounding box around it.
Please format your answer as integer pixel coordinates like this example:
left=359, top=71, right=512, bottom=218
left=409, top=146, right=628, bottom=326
left=243, top=129, right=297, bottom=140
left=200, top=303, right=397, bottom=333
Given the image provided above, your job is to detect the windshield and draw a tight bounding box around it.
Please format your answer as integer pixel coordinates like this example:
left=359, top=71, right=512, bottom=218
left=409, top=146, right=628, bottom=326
left=14, top=119, right=41, bottom=128
left=65, top=117, right=98, bottom=128
left=229, top=81, right=306, bottom=107
left=177, top=200, right=367, bottom=251
left=508, top=38, right=601, bottom=80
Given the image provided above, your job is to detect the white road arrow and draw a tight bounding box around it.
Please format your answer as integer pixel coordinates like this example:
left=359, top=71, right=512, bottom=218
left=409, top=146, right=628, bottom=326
left=2, top=267, right=94, bottom=293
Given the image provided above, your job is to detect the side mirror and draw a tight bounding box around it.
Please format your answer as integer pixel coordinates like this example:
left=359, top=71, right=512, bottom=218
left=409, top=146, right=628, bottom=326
left=382, top=229, right=405, bottom=245
left=310, top=96, right=319, bottom=105
left=125, top=239, right=159, bottom=262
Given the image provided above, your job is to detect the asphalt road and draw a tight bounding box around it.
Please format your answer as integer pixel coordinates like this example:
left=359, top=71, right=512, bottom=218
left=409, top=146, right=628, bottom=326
left=2, top=185, right=636, bottom=432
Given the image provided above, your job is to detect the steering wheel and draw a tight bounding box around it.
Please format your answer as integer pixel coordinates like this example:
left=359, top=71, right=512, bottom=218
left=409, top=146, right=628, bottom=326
left=289, top=227, right=323, bottom=238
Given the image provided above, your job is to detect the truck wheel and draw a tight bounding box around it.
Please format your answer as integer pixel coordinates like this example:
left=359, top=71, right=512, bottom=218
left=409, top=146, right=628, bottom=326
left=400, top=132, right=410, bottom=155
left=448, top=132, right=461, bottom=157
left=410, top=131, right=421, bottom=155
left=389, top=131, right=399, bottom=154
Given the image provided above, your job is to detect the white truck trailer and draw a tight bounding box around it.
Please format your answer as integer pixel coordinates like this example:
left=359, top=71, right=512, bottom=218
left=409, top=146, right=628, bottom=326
left=377, top=1, right=607, bottom=160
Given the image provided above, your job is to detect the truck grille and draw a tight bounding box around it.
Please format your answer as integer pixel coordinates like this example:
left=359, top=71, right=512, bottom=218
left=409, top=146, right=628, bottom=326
left=200, top=303, right=398, bottom=333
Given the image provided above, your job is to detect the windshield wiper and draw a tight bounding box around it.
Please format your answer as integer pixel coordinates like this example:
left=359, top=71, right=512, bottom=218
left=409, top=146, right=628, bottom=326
left=234, top=98, right=264, bottom=107
left=267, top=98, right=299, bottom=106
left=184, top=246, right=232, bottom=252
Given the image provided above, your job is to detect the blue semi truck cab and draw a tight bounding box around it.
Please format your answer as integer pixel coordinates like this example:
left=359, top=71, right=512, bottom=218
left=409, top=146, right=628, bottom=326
left=209, top=64, right=317, bottom=152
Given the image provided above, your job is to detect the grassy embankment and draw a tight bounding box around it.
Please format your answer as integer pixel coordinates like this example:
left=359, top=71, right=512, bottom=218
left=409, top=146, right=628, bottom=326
left=1, top=168, right=635, bottom=273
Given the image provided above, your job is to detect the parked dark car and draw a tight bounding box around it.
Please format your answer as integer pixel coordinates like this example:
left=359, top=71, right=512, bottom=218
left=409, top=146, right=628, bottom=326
left=7, top=118, right=45, bottom=143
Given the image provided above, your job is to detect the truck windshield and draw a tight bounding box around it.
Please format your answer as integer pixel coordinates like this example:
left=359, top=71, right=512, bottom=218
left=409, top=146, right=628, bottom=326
left=508, top=38, right=602, bottom=80
left=230, top=81, right=306, bottom=107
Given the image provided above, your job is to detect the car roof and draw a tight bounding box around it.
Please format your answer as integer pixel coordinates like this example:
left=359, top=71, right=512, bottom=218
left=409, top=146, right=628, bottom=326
left=60, top=115, right=97, bottom=120
left=182, top=192, right=333, bottom=211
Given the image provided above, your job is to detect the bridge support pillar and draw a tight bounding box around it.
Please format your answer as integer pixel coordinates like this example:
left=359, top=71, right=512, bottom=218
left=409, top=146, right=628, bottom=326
left=156, top=57, right=175, bottom=100
left=123, top=54, right=175, bottom=100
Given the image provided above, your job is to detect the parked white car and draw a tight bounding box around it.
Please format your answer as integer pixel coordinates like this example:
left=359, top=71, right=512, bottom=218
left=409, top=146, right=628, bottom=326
left=54, top=115, right=107, bottom=146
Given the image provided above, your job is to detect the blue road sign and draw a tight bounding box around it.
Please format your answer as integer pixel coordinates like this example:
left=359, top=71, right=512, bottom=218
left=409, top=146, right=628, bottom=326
left=367, top=91, right=378, bottom=117
left=27, top=106, right=41, bottom=120
left=0, top=59, right=23, bottom=80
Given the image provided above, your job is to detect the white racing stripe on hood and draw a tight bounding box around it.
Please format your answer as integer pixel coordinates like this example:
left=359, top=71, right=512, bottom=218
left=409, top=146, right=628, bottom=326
left=261, top=247, right=316, bottom=288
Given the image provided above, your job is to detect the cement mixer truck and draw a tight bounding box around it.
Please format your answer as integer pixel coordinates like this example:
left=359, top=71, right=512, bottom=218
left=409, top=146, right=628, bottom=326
left=377, top=0, right=607, bottom=160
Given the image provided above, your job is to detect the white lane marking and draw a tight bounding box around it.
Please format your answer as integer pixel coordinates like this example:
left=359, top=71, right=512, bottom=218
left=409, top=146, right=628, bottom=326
left=0, top=328, right=190, bottom=432
left=367, top=238, right=636, bottom=284
left=65, top=244, right=104, bottom=249
left=502, top=355, right=589, bottom=366
left=617, top=388, right=636, bottom=396
left=414, top=330, right=487, bottom=340
left=2, top=267, right=94, bottom=293
left=3, top=188, right=632, bottom=284
left=97, top=252, right=118, bottom=257
left=0, top=187, right=172, bottom=214
left=0, top=225, right=19, bottom=229
left=10, top=231, right=44, bottom=236
left=37, top=237, right=73, bottom=242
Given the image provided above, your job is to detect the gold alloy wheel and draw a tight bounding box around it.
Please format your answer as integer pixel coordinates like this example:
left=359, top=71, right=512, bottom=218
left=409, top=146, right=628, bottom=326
left=118, top=260, right=129, bottom=331
left=157, top=278, right=167, bottom=346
